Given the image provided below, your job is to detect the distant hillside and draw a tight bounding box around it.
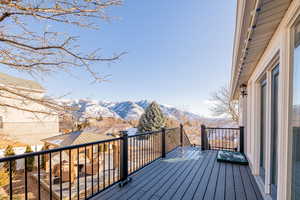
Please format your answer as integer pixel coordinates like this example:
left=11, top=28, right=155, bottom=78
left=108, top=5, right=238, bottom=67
left=58, top=99, right=238, bottom=131
left=58, top=99, right=205, bottom=122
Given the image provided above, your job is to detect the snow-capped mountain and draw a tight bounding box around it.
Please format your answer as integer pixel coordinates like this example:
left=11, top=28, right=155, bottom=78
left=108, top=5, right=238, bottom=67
left=58, top=99, right=203, bottom=122
left=110, top=101, right=145, bottom=120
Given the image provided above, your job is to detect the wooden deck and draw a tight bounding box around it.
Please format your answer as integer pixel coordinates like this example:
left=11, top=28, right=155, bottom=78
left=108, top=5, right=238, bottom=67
left=92, top=147, right=263, bottom=200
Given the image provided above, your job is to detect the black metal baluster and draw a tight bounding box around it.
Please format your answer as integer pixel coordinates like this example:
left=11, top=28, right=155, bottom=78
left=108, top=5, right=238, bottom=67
left=146, top=135, right=148, bottom=163
left=130, top=138, right=132, bottom=173
left=214, top=129, right=216, bottom=150
left=69, top=150, right=72, bottom=200
left=228, top=129, right=230, bottom=150
left=38, top=155, right=41, bottom=200
left=154, top=134, right=156, bottom=158
left=134, top=137, right=139, bottom=170
left=60, top=151, right=62, bottom=200
left=91, top=145, right=94, bottom=195
left=49, top=153, right=52, bottom=200
left=140, top=137, right=142, bottom=166
left=103, top=144, right=105, bottom=189
left=152, top=134, right=154, bottom=160
left=148, top=135, right=150, bottom=163
left=216, top=129, right=218, bottom=149
left=221, top=129, right=223, bottom=150
left=134, top=137, right=136, bottom=171
left=231, top=129, right=233, bottom=150
left=141, top=137, right=143, bottom=167
left=84, top=146, right=87, bottom=199
left=155, top=133, right=157, bottom=158
left=9, top=161, right=13, bottom=200
left=219, top=129, right=221, bottom=150
left=150, top=134, right=153, bottom=161
left=113, top=141, right=115, bottom=183
left=118, top=140, right=121, bottom=181
left=211, top=129, right=212, bottom=149
left=97, top=144, right=100, bottom=192
left=136, top=137, right=138, bottom=170
left=154, top=134, right=156, bottom=159
left=217, top=129, right=218, bottom=150
left=77, top=148, right=79, bottom=200
left=222, top=129, right=223, bottom=150
left=143, top=137, right=145, bottom=165
left=225, top=129, right=227, bottom=150
left=138, top=138, right=140, bottom=169
left=227, top=129, right=229, bottom=150
left=24, top=157, right=28, bottom=200
left=144, top=137, right=146, bottom=164
left=210, top=129, right=212, bottom=149
left=146, top=136, right=148, bottom=164
left=108, top=142, right=111, bottom=185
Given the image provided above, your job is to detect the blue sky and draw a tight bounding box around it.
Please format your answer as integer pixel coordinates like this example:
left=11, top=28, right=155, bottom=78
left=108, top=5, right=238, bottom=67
left=4, top=1, right=236, bottom=117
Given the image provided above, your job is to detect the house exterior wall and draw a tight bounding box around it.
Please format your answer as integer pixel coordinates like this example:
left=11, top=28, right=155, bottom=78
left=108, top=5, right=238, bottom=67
left=239, top=1, right=300, bottom=199
left=0, top=89, right=59, bottom=145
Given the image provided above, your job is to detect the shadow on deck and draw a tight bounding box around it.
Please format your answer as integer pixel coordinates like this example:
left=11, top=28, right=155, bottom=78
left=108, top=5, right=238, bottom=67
left=91, top=146, right=263, bottom=200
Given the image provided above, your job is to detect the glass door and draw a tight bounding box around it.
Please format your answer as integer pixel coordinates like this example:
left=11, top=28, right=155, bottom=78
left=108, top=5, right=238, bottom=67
left=292, top=21, right=300, bottom=200
left=270, top=66, right=279, bottom=199
left=260, top=79, right=267, bottom=182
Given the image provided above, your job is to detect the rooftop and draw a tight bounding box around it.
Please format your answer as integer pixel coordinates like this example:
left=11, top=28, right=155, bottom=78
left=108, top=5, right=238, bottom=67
left=0, top=72, right=44, bottom=91
left=41, top=130, right=115, bottom=147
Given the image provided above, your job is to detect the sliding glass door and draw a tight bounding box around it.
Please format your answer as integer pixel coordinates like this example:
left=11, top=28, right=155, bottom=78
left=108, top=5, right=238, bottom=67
left=260, top=79, right=267, bottom=182
left=271, top=66, right=279, bottom=199
left=292, top=22, right=300, bottom=200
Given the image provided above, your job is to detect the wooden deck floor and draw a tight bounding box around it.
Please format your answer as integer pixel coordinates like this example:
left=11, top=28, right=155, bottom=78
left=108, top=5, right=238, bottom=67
left=92, top=147, right=263, bottom=200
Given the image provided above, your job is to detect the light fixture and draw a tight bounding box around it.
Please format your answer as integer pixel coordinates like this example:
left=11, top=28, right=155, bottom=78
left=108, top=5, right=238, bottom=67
left=240, top=84, right=247, bottom=97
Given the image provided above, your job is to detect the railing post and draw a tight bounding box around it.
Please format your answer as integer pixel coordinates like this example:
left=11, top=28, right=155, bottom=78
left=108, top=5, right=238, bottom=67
left=201, top=125, right=206, bottom=151
left=180, top=124, right=183, bottom=147
left=119, top=131, right=131, bottom=187
left=161, top=127, right=166, bottom=158
left=239, top=126, right=244, bottom=154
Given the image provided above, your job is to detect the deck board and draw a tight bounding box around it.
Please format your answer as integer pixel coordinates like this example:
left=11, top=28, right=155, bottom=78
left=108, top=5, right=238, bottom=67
left=141, top=150, right=199, bottom=199
left=214, top=162, right=226, bottom=200
left=225, top=163, right=236, bottom=200
left=233, top=164, right=247, bottom=200
left=91, top=147, right=263, bottom=200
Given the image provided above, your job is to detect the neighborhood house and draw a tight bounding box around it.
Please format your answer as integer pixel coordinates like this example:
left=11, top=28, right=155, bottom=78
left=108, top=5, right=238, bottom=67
left=0, top=73, right=59, bottom=145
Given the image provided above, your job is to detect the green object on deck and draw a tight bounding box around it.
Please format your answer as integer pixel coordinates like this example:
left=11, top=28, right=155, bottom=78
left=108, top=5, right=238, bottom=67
left=217, top=150, right=248, bottom=165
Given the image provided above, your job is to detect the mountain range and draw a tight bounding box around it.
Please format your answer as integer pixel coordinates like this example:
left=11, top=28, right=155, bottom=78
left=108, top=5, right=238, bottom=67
left=58, top=99, right=204, bottom=122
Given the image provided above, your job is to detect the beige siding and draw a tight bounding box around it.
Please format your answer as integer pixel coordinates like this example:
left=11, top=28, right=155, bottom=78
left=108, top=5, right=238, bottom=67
left=239, top=1, right=300, bottom=199
left=0, top=122, right=59, bottom=145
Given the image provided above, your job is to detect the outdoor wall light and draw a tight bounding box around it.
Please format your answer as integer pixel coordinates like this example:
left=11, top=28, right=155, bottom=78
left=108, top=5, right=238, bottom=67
left=240, top=84, right=247, bottom=97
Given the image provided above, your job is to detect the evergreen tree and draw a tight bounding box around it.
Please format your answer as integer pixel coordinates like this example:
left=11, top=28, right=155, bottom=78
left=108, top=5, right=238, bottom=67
left=3, top=145, right=16, bottom=174
left=138, top=101, right=166, bottom=132
left=25, top=145, right=35, bottom=171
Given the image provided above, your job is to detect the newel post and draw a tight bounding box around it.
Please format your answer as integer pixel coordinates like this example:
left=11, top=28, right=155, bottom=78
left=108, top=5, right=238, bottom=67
left=161, top=127, right=166, bottom=158
left=239, top=126, right=244, bottom=154
left=119, top=131, right=131, bottom=187
left=180, top=124, right=183, bottom=147
left=201, top=125, right=206, bottom=151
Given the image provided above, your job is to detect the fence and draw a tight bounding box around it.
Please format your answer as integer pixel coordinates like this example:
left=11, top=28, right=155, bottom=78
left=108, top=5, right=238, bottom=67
left=0, top=125, right=191, bottom=200
left=201, top=125, right=244, bottom=153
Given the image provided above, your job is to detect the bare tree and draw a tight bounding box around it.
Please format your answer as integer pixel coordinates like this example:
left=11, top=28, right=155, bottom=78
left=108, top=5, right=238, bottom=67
left=0, top=0, right=125, bottom=114
left=209, top=86, right=239, bottom=122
